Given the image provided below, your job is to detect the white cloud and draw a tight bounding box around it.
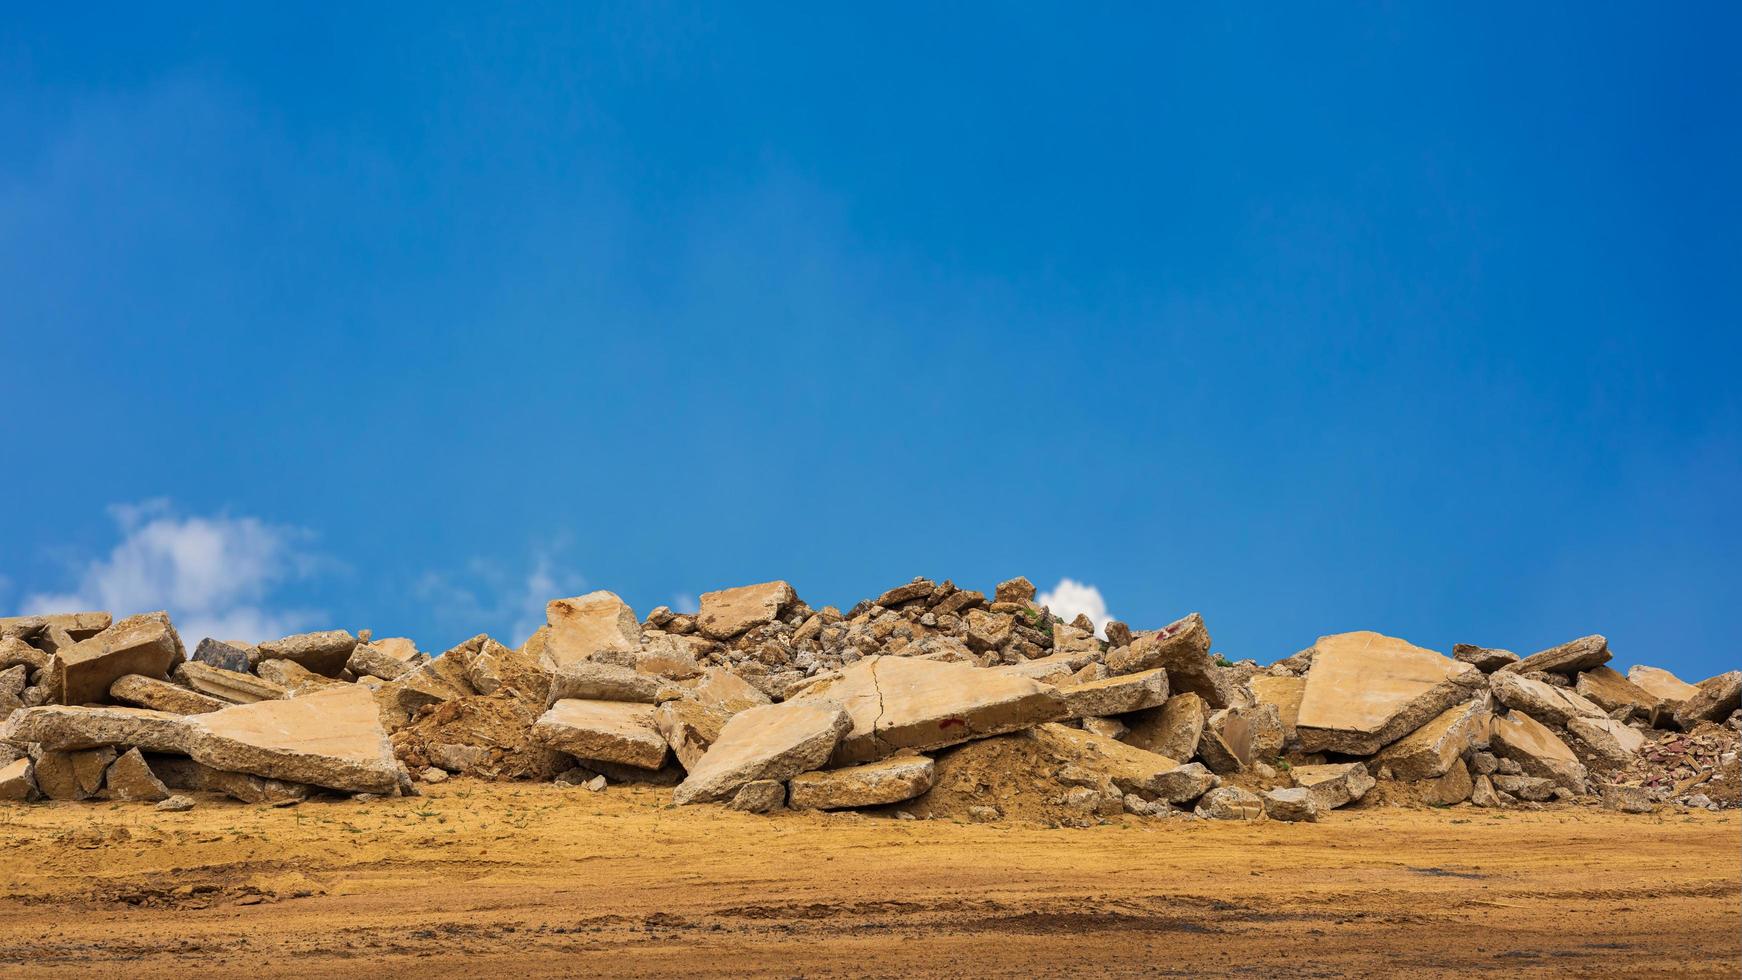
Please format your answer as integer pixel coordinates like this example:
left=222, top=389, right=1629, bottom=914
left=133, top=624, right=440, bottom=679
left=670, top=593, right=700, bottom=615
left=23, top=500, right=319, bottom=645
left=1037, top=578, right=1113, bottom=638
left=414, top=550, right=586, bottom=647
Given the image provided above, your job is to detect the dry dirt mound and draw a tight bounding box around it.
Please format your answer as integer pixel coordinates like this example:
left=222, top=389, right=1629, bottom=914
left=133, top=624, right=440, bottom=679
left=390, top=696, right=569, bottom=781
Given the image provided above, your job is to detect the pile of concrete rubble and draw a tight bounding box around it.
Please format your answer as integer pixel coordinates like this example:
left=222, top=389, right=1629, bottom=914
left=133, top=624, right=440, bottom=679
left=3, top=577, right=1738, bottom=824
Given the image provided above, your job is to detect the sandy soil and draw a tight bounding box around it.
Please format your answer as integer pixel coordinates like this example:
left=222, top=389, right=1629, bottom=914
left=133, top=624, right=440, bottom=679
left=1, top=782, right=1736, bottom=978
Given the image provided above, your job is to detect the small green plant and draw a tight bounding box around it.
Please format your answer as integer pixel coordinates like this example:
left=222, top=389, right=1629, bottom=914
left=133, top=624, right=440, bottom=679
left=1274, top=758, right=1292, bottom=772
left=1214, top=655, right=1234, bottom=668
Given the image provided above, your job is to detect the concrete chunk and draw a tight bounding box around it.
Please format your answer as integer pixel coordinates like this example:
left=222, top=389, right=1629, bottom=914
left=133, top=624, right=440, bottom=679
left=1198, top=703, right=1285, bottom=775
left=686, top=667, right=772, bottom=716
left=103, top=747, right=170, bottom=802
left=1057, top=667, right=1168, bottom=719
left=32, top=746, right=116, bottom=800
left=1290, top=762, right=1376, bottom=811
left=182, top=685, right=402, bottom=794
left=788, top=755, right=936, bottom=810
left=696, top=581, right=796, bottom=641
left=1574, top=666, right=1662, bottom=716
left=147, top=754, right=313, bottom=804
left=1106, top=613, right=1231, bottom=707
left=547, top=661, right=680, bottom=705
left=191, top=638, right=254, bottom=673
left=1566, top=716, right=1646, bottom=768
left=1295, top=631, right=1483, bottom=755
left=1491, top=671, right=1607, bottom=727
left=1121, top=692, right=1206, bottom=761
left=1027, top=722, right=1189, bottom=799
left=347, top=643, right=420, bottom=681
left=1627, top=665, right=1701, bottom=706
left=543, top=591, right=643, bottom=669
left=673, top=698, right=849, bottom=804
left=175, top=660, right=288, bottom=704
left=530, top=699, right=668, bottom=770
left=1263, top=786, right=1321, bottom=822
left=796, top=656, right=1068, bottom=766
left=1452, top=644, right=1520, bottom=673
left=1373, top=696, right=1491, bottom=780
left=1, top=704, right=192, bottom=752
left=1674, top=671, right=1742, bottom=731
left=1489, top=710, right=1587, bottom=792
left=49, top=613, right=183, bottom=705
left=109, top=674, right=227, bottom=715
left=653, top=698, right=728, bottom=770
left=1497, top=634, right=1610, bottom=676
left=255, top=658, right=347, bottom=694
left=1250, top=675, right=1306, bottom=743
left=0, top=757, right=37, bottom=801
left=254, top=630, right=358, bottom=677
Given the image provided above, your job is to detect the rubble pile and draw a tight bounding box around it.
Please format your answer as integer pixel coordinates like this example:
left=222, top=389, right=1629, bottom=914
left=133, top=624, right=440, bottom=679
left=2, top=578, right=1737, bottom=824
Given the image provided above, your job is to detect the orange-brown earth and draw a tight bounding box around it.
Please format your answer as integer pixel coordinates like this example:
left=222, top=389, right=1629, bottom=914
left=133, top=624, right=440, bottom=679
left=1, top=782, right=1737, bottom=978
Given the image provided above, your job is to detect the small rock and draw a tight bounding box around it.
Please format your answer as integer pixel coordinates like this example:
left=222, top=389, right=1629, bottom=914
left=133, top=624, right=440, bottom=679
left=727, top=779, right=785, bottom=812
left=584, top=775, right=607, bottom=792
left=968, top=805, right=1002, bottom=823
left=1262, top=786, right=1321, bottom=822
left=155, top=795, right=195, bottom=812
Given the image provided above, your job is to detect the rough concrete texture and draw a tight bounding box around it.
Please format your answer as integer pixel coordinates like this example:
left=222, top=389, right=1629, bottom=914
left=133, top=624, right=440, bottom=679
left=543, top=592, right=643, bottom=670
left=696, top=581, right=796, bottom=641
left=182, top=685, right=402, bottom=794
left=673, top=698, right=851, bottom=804
left=50, top=613, right=183, bottom=706
left=1120, top=692, right=1205, bottom=761
left=1498, top=635, right=1611, bottom=676
left=103, top=748, right=171, bottom=802
left=1489, top=711, right=1589, bottom=792
left=1295, top=631, right=1483, bottom=755
left=530, top=698, right=668, bottom=770
left=2, top=704, right=192, bottom=753
left=1250, top=675, right=1306, bottom=742
left=1491, top=671, right=1608, bottom=727
left=1056, top=667, right=1168, bottom=719
left=254, top=630, right=358, bottom=677
left=108, top=674, right=227, bottom=715
left=1627, top=665, right=1701, bottom=706
left=1372, top=696, right=1491, bottom=781
left=1674, top=671, right=1742, bottom=731
left=1574, top=666, right=1663, bottom=716
left=788, top=754, right=937, bottom=810
left=1289, top=762, right=1376, bottom=811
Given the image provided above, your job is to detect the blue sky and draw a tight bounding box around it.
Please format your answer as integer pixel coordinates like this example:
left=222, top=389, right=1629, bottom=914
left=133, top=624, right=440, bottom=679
left=2, top=5, right=1737, bottom=678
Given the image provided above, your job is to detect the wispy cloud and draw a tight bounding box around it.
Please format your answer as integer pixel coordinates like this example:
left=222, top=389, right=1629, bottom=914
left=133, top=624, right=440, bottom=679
left=22, top=500, right=321, bottom=644
left=1037, top=577, right=1113, bottom=638
left=669, top=593, right=700, bottom=615
left=413, top=548, right=586, bottom=647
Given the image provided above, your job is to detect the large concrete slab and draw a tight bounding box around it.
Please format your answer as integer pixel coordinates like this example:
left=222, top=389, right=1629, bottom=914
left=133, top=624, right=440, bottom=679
left=175, top=660, right=288, bottom=704
left=109, top=674, right=227, bottom=715
left=1105, top=613, right=1233, bottom=707
left=788, top=755, right=936, bottom=810
left=1057, top=667, right=1168, bottom=719
left=49, top=613, right=183, bottom=706
left=1574, top=666, right=1661, bottom=716
left=547, top=661, right=680, bottom=705
left=1373, top=696, right=1491, bottom=780
left=1674, top=671, right=1742, bottom=731
left=182, top=684, right=402, bottom=794
left=1250, top=675, right=1306, bottom=742
left=672, top=698, right=850, bottom=804
left=530, top=698, right=668, bottom=770
left=1295, top=631, right=1483, bottom=755
left=796, top=655, right=1068, bottom=765
left=1627, top=665, right=1701, bottom=706
left=1120, top=692, right=1205, bottom=761
left=696, top=581, right=797, bottom=641
left=1489, top=710, right=1588, bottom=792
left=1491, top=671, right=1607, bottom=727
left=254, top=630, right=357, bottom=677
left=542, top=592, right=642, bottom=670
left=1497, top=635, right=1610, bottom=676
left=1, top=704, right=192, bottom=753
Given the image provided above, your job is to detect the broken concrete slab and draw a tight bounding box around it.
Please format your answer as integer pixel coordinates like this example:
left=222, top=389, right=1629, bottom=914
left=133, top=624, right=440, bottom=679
left=1566, top=716, right=1646, bottom=769
left=463, top=638, right=550, bottom=705
left=654, top=698, right=728, bottom=770
left=1250, top=675, right=1306, bottom=743
left=1372, top=696, right=1491, bottom=781
left=1262, top=786, right=1321, bottom=822
left=543, top=591, right=643, bottom=669
left=1057, top=667, right=1168, bottom=720
left=103, top=747, right=170, bottom=802
left=255, top=658, right=347, bottom=694
left=1490, top=671, right=1608, bottom=728
left=1574, top=666, right=1662, bottom=717
left=547, top=661, right=681, bottom=705
left=0, top=636, right=50, bottom=673
left=530, top=699, right=669, bottom=770
left=1, top=611, right=112, bottom=641
left=696, top=581, right=796, bottom=641
left=788, top=754, right=937, bottom=810
left=727, top=780, right=787, bottom=813
left=49, top=612, right=183, bottom=706
left=182, top=685, right=402, bottom=794
left=191, top=638, right=254, bottom=673
left=0, top=757, right=36, bottom=801
left=1290, top=762, right=1376, bottom=811
left=1674, top=671, right=1742, bottom=731
left=1197, top=785, right=1264, bottom=820
left=1149, top=762, right=1219, bottom=805
left=1627, top=665, right=1701, bottom=706
left=686, top=667, right=772, bottom=717
left=1197, top=703, right=1285, bottom=775
left=795, top=656, right=1068, bottom=765
left=1452, top=644, right=1520, bottom=673
left=347, top=643, right=420, bottom=681
left=1498, top=635, right=1610, bottom=676
left=1489, top=710, right=1588, bottom=792
left=175, top=661, right=288, bottom=704
left=1121, top=692, right=1206, bottom=761
left=31, top=746, right=116, bottom=800
left=146, top=755, right=313, bottom=804
left=1411, top=759, right=1475, bottom=805
left=673, top=698, right=850, bottom=804
left=108, top=674, right=226, bottom=715
left=1492, top=773, right=1556, bottom=802
left=254, top=630, right=357, bottom=677
left=1295, top=631, right=1483, bottom=755
left=1105, top=613, right=1232, bottom=708
left=1, top=704, right=192, bottom=753
left=1026, top=723, right=1186, bottom=800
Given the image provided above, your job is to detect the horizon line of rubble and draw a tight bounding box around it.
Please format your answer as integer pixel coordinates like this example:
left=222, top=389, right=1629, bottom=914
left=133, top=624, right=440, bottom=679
left=2, top=575, right=1737, bottom=823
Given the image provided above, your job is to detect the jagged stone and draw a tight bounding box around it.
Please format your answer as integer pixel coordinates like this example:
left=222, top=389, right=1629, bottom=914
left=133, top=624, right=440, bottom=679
left=1566, top=716, right=1646, bottom=768
left=1121, top=692, right=1205, bottom=761
left=962, top=610, right=1014, bottom=652
left=1, top=611, right=111, bottom=641
left=547, top=661, right=681, bottom=705
left=788, top=755, right=936, bottom=810
left=1149, top=762, right=1219, bottom=804
left=1598, top=782, right=1654, bottom=814
left=0, top=757, right=36, bottom=801
left=673, top=698, right=850, bottom=804
left=1295, top=631, right=1482, bottom=755
left=1197, top=703, right=1285, bottom=775
left=1057, top=667, right=1168, bottom=719
left=1289, top=762, right=1375, bottom=811
left=254, top=629, right=358, bottom=677
left=795, top=656, right=1067, bottom=766
left=1492, top=773, right=1556, bottom=802
left=0, top=637, right=50, bottom=674
left=654, top=699, right=727, bottom=770
left=1197, top=785, right=1264, bottom=820
left=1470, top=773, right=1502, bottom=807
left=1490, top=671, right=1607, bottom=727
left=877, top=578, right=936, bottom=607
left=1262, top=786, right=1320, bottom=822
left=1373, top=696, right=1491, bottom=781
left=108, top=674, right=226, bottom=715
left=49, top=612, right=183, bottom=706
left=727, top=779, right=787, bottom=813
left=175, top=660, right=288, bottom=704
left=1081, top=716, right=1128, bottom=739
left=103, top=748, right=170, bottom=802
left=192, top=638, right=254, bottom=673
left=1250, top=675, right=1306, bottom=743
left=347, top=643, right=420, bottom=681
left=993, top=652, right=1091, bottom=685
left=1411, top=759, right=1475, bottom=804
left=1105, top=614, right=1231, bottom=708
left=1453, top=643, right=1520, bottom=672
left=1027, top=723, right=1187, bottom=799
left=634, top=634, right=706, bottom=679
left=685, top=667, right=771, bottom=716
left=255, top=658, right=346, bottom=694
left=1674, top=671, right=1742, bottom=731
left=994, top=577, right=1037, bottom=605
left=1489, top=711, right=1588, bottom=792
left=543, top=592, right=643, bottom=669
left=1497, top=635, right=1610, bottom=676
left=1627, top=665, right=1701, bottom=706
left=1, top=704, right=191, bottom=752
left=1572, top=666, right=1661, bottom=717
left=182, top=685, right=401, bottom=794
left=31, top=746, right=116, bottom=800
left=696, top=581, right=796, bottom=641
left=530, top=699, right=668, bottom=770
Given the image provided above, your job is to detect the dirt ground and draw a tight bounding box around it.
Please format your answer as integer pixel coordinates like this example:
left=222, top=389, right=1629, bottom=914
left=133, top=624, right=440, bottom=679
left=1, top=782, right=1736, bottom=978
